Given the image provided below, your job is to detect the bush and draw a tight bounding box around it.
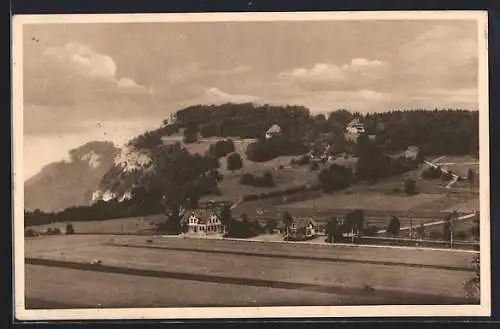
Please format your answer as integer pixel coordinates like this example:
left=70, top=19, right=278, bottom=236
left=421, top=167, right=442, bottom=180
left=208, top=139, right=235, bottom=158
left=65, top=224, right=75, bottom=235
left=155, top=219, right=182, bottom=235
left=455, top=230, right=468, bottom=241
left=467, top=168, right=476, bottom=182
left=310, top=162, right=319, bottom=171
left=261, top=171, right=274, bottom=187
left=246, top=136, right=308, bottom=162
left=428, top=230, right=442, bottom=240
left=295, top=155, right=310, bottom=166
left=240, top=171, right=274, bottom=187
left=441, top=171, right=453, bottom=181
left=50, top=227, right=61, bottom=235
left=227, top=152, right=243, bottom=171
left=25, top=229, right=36, bottom=237
left=363, top=225, right=379, bottom=237
left=318, top=164, right=354, bottom=193
left=266, top=218, right=278, bottom=233
left=387, top=216, right=401, bottom=236
left=183, top=126, right=198, bottom=144
left=240, top=173, right=255, bottom=185
left=404, top=179, right=417, bottom=195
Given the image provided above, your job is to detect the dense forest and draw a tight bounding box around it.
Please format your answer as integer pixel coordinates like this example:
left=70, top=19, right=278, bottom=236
left=159, top=104, right=478, bottom=157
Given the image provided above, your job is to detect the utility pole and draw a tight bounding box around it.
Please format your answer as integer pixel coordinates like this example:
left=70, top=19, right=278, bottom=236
left=409, top=211, right=413, bottom=240
left=450, top=213, right=455, bottom=249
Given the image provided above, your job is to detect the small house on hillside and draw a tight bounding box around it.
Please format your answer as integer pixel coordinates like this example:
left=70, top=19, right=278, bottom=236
left=278, top=217, right=319, bottom=241
left=405, top=146, right=419, bottom=160
left=345, top=119, right=365, bottom=134
left=265, top=124, right=282, bottom=139
left=182, top=208, right=225, bottom=235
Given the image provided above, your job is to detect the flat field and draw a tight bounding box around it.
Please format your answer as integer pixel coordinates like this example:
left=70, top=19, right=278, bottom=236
left=27, top=214, right=167, bottom=235
left=25, top=234, right=478, bottom=308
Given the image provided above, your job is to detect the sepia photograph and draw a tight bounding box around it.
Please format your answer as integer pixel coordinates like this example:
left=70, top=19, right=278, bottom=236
left=12, top=11, right=490, bottom=320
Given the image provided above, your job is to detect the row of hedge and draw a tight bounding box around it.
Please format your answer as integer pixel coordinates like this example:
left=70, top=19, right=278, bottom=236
left=241, top=184, right=322, bottom=202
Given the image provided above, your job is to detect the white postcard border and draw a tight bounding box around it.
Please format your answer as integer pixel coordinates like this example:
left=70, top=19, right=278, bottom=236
left=12, top=10, right=491, bottom=320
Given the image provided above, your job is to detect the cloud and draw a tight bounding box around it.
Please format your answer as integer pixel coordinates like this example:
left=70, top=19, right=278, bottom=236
left=396, top=24, right=478, bottom=89
left=278, top=58, right=388, bottom=90
left=204, top=87, right=260, bottom=103
left=42, top=42, right=148, bottom=92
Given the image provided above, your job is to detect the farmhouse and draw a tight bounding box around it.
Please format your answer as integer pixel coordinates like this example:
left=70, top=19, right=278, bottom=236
left=182, top=209, right=225, bottom=234
left=345, top=118, right=365, bottom=134
left=265, top=124, right=282, bottom=139
left=278, top=217, right=319, bottom=241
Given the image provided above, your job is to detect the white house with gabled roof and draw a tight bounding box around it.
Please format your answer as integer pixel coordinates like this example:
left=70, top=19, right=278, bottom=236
left=345, top=118, right=365, bottom=134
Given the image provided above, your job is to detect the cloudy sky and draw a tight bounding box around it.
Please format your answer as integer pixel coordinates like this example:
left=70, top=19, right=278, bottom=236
left=22, top=19, right=479, bottom=179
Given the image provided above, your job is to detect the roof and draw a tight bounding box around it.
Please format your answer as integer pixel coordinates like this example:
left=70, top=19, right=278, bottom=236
left=266, top=124, right=282, bottom=134
left=347, top=118, right=363, bottom=127
left=405, top=146, right=419, bottom=158
left=278, top=217, right=318, bottom=230
left=181, top=208, right=220, bottom=224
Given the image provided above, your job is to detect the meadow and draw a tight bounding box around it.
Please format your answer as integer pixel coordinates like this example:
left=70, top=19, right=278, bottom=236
left=25, top=234, right=478, bottom=308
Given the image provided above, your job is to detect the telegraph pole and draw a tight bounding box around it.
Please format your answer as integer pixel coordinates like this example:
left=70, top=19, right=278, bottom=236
left=408, top=211, right=413, bottom=240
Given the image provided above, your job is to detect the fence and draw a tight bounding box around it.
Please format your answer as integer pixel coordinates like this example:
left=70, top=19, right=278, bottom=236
left=353, top=236, right=479, bottom=251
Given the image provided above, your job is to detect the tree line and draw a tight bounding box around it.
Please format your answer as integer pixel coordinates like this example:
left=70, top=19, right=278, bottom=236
left=162, top=104, right=477, bottom=158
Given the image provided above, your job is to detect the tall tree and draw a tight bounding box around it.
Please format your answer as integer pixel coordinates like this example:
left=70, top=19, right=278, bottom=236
left=220, top=204, right=232, bottom=233
left=282, top=211, right=294, bottom=241
left=226, top=152, right=243, bottom=171
left=387, top=216, right=401, bottom=237
left=142, top=147, right=218, bottom=233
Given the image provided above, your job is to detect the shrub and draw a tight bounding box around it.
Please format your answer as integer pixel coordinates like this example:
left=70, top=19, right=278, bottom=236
left=266, top=218, right=278, bottom=233
left=183, top=126, right=198, bottom=144
left=51, top=228, right=61, bottom=235
left=25, top=229, right=36, bottom=237
left=261, top=171, right=275, bottom=187
left=208, top=139, right=235, bottom=158
left=467, top=168, right=476, bottom=182
left=441, top=171, right=453, bottom=181
left=318, top=164, right=354, bottom=193
left=246, top=136, right=308, bottom=162
left=240, top=173, right=255, bottom=185
left=295, top=155, right=310, bottom=166
left=241, top=171, right=274, bottom=187
left=363, top=225, right=379, bottom=237
left=387, top=216, right=401, bottom=236
left=428, top=230, right=442, bottom=240
left=421, top=167, right=442, bottom=180
left=227, top=152, right=243, bottom=171
left=455, top=230, right=468, bottom=241
left=310, top=162, right=319, bottom=171
left=404, top=179, right=417, bottom=195
left=65, top=224, right=75, bottom=235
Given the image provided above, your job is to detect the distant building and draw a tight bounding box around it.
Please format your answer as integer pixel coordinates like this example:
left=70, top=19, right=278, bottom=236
left=265, top=124, right=282, bottom=139
left=278, top=217, right=319, bottom=241
left=405, top=146, right=419, bottom=160
left=182, top=208, right=225, bottom=235
left=345, top=119, right=365, bottom=134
